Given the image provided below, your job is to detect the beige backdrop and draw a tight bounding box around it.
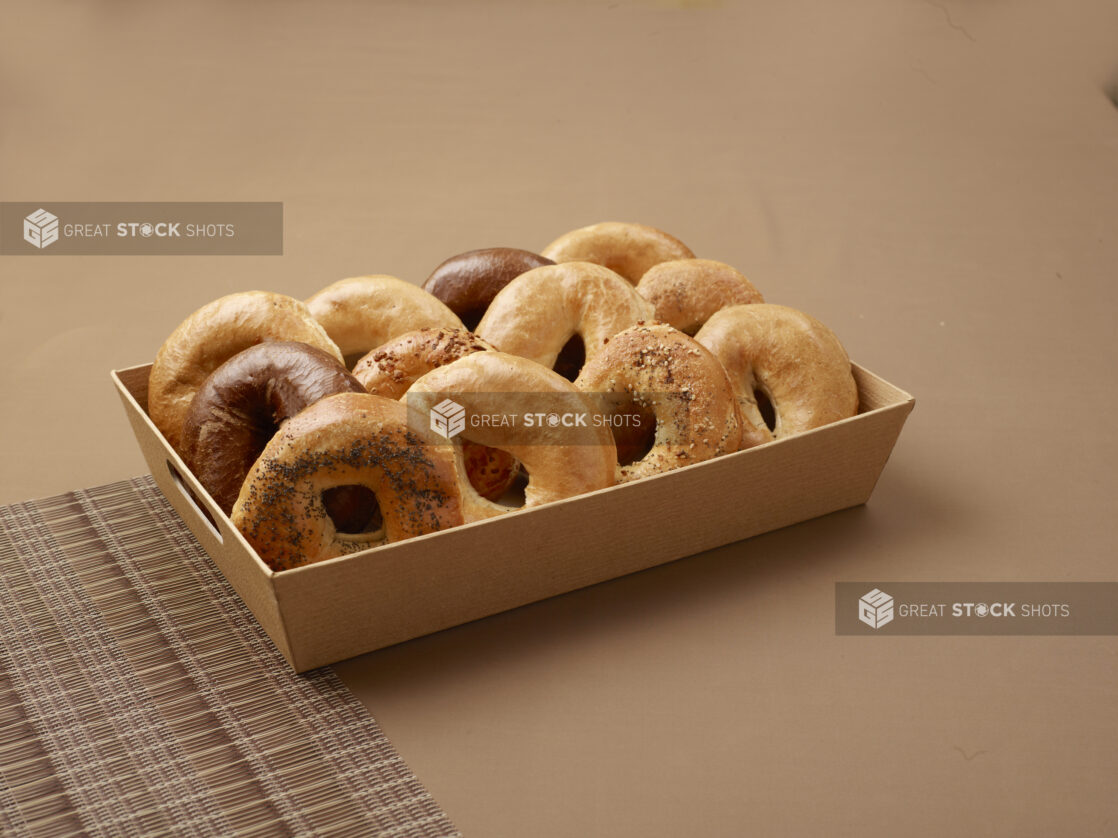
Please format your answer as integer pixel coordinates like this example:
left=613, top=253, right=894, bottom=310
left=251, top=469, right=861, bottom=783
left=2, top=1, right=1117, bottom=836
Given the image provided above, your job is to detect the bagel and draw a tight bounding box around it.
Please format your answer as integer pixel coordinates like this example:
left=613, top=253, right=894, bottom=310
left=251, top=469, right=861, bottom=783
left=149, top=291, right=342, bottom=452
left=574, top=323, right=745, bottom=482
left=231, top=392, right=465, bottom=571
left=404, top=352, right=616, bottom=521
left=305, top=275, right=464, bottom=364
left=636, top=259, right=764, bottom=335
left=422, top=248, right=554, bottom=330
left=352, top=328, right=496, bottom=400
left=475, top=262, right=654, bottom=381
left=353, top=327, right=517, bottom=501
left=541, top=221, right=694, bottom=283
left=695, top=304, right=858, bottom=446
left=181, top=341, right=366, bottom=514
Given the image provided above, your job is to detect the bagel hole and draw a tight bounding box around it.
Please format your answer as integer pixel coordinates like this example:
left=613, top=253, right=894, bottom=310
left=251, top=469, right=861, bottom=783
left=322, top=485, right=383, bottom=534
left=459, top=308, right=485, bottom=332
left=553, top=334, right=586, bottom=381
left=495, top=469, right=529, bottom=509
left=461, top=440, right=520, bottom=502
left=754, top=388, right=777, bottom=432
left=343, top=352, right=367, bottom=370
left=612, top=399, right=657, bottom=467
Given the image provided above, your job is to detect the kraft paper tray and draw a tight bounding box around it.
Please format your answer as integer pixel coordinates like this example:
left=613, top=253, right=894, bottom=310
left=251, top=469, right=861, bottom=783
left=112, top=362, right=914, bottom=672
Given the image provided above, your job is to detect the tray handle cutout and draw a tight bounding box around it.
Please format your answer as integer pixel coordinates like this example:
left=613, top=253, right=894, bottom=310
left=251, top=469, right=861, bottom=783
left=166, top=460, right=223, bottom=544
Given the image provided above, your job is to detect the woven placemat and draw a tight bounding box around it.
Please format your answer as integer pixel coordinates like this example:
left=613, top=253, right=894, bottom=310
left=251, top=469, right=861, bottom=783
left=0, top=476, right=460, bottom=838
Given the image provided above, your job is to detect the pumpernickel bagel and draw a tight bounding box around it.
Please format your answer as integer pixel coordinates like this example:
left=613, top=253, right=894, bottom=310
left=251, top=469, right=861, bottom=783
left=149, top=291, right=342, bottom=452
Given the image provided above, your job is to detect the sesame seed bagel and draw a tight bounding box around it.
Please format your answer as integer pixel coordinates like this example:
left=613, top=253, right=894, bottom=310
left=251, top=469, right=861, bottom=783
left=149, top=291, right=343, bottom=453
left=231, top=392, right=465, bottom=571
left=475, top=261, right=654, bottom=380
left=306, top=275, right=464, bottom=364
left=695, top=304, right=858, bottom=447
left=353, top=328, right=496, bottom=400
left=541, top=221, right=694, bottom=283
left=574, top=322, right=746, bottom=483
left=404, top=352, right=617, bottom=521
left=636, top=259, right=765, bottom=335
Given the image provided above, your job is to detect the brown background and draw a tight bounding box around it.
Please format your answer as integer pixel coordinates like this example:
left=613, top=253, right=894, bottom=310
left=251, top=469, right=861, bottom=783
left=2, top=1, right=1117, bottom=835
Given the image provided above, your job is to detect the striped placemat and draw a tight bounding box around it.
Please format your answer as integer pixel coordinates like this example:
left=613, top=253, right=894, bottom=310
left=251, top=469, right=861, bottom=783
left=0, top=476, right=460, bottom=838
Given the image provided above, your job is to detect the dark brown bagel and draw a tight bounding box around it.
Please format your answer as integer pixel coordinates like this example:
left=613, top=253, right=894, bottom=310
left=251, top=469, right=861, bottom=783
left=181, top=340, right=366, bottom=514
left=148, top=291, right=342, bottom=452
left=422, top=248, right=554, bottom=330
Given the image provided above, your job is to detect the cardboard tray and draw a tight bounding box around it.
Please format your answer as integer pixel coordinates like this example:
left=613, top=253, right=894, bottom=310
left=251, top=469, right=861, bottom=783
left=112, top=362, right=914, bottom=672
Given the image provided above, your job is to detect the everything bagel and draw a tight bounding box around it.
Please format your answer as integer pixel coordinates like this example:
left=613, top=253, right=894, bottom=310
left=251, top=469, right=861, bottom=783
left=574, top=322, right=745, bottom=482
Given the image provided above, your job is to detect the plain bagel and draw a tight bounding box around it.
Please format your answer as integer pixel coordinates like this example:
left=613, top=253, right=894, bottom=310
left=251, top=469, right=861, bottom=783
left=636, top=259, right=764, bottom=335
left=541, top=221, right=694, bottom=283
left=475, top=261, right=653, bottom=380
left=306, top=275, right=464, bottom=363
left=695, top=304, right=858, bottom=446
left=404, top=351, right=617, bottom=521
left=353, top=327, right=518, bottom=501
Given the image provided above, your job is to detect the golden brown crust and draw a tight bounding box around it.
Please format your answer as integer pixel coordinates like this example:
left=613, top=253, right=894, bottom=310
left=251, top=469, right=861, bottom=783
left=695, top=304, right=858, bottom=446
left=540, top=222, right=694, bottom=283
left=352, top=328, right=496, bottom=400
left=574, top=323, right=744, bottom=482
left=636, top=259, right=764, bottom=335
left=148, top=291, right=342, bottom=453
left=231, top=392, right=465, bottom=571
left=305, top=275, right=464, bottom=361
left=353, top=327, right=519, bottom=502
left=474, top=262, right=654, bottom=378
left=404, top=352, right=616, bottom=521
